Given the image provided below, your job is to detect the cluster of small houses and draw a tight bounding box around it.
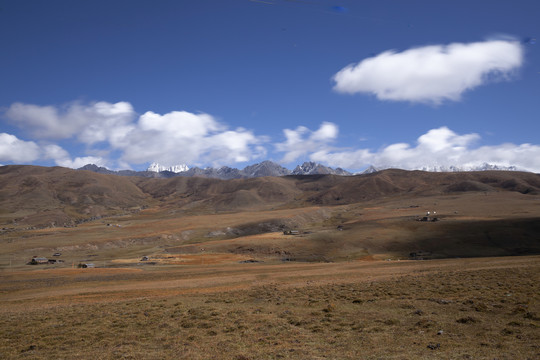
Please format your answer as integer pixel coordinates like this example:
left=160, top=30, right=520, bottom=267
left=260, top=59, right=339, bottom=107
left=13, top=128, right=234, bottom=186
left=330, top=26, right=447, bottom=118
left=27, top=253, right=94, bottom=268
left=27, top=212, right=441, bottom=267
left=28, top=256, right=64, bottom=265
left=416, top=211, right=439, bottom=222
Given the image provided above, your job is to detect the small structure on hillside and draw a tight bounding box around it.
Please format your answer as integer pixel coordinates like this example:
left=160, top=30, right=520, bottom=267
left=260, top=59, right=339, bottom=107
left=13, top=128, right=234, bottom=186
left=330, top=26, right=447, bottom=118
left=141, top=256, right=149, bottom=261
left=78, top=263, right=95, bottom=268
left=417, top=216, right=439, bottom=222
left=283, top=230, right=300, bottom=235
left=416, top=211, right=439, bottom=222
left=48, top=259, right=64, bottom=264
left=29, top=257, right=48, bottom=265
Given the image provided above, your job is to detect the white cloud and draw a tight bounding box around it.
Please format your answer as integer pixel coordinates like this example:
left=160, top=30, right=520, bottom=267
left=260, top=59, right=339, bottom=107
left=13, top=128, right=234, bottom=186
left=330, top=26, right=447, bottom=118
left=138, top=111, right=222, bottom=136
left=42, top=144, right=106, bottom=169
left=275, top=122, right=338, bottom=163
left=5, top=100, right=540, bottom=173
left=116, top=111, right=265, bottom=167
left=308, top=126, right=540, bottom=173
left=3, top=101, right=267, bottom=169
left=332, top=39, right=524, bottom=104
left=5, top=101, right=135, bottom=143
left=42, top=144, right=70, bottom=161
left=0, top=133, right=103, bottom=168
left=0, top=133, right=41, bottom=162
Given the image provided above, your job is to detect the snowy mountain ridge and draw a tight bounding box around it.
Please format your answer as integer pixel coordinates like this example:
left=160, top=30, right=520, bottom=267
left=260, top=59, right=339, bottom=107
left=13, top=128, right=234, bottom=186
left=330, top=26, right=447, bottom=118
left=79, top=161, right=524, bottom=179
left=362, top=163, right=520, bottom=174
left=147, top=162, right=189, bottom=173
left=145, top=161, right=352, bottom=177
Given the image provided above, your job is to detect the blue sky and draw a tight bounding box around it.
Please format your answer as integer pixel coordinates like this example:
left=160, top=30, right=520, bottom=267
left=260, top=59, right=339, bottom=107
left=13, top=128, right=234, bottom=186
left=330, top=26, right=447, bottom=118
left=1, top=0, right=539, bottom=172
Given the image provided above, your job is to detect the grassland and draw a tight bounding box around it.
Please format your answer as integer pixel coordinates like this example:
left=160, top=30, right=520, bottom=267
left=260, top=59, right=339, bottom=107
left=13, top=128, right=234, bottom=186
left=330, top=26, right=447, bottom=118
left=1, top=167, right=539, bottom=358
left=0, top=256, right=538, bottom=359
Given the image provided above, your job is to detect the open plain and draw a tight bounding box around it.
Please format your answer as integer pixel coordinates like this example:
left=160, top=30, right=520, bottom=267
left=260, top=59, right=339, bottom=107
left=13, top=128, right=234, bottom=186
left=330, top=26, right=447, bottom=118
left=1, top=166, right=539, bottom=359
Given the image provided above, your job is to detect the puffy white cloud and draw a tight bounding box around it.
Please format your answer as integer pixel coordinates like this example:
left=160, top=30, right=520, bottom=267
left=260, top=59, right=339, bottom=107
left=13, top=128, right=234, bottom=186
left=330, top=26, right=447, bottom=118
left=77, top=102, right=135, bottom=145
left=41, top=144, right=106, bottom=169
left=42, top=144, right=70, bottom=161
left=308, top=127, right=540, bottom=173
left=5, top=101, right=135, bottom=143
left=333, top=39, right=524, bottom=104
left=138, top=111, right=222, bottom=136
left=0, top=133, right=104, bottom=168
left=116, top=111, right=265, bottom=167
left=5, top=100, right=540, bottom=173
left=275, top=122, right=338, bottom=163
left=0, top=133, right=41, bottom=162
left=3, top=101, right=267, bottom=168
left=417, top=127, right=479, bottom=152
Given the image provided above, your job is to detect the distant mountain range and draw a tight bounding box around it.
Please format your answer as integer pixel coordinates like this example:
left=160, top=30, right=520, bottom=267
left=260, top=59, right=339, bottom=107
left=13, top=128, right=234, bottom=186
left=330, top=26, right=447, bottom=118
left=362, top=163, right=520, bottom=174
left=78, top=161, right=523, bottom=179
left=78, top=161, right=353, bottom=179
left=3, top=164, right=539, bottom=230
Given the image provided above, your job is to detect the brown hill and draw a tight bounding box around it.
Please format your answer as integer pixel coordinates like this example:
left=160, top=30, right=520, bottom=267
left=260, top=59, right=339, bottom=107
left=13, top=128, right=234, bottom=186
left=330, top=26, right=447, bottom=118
left=0, top=165, right=149, bottom=228
left=285, top=169, right=540, bottom=205
left=132, top=175, right=302, bottom=213
left=1, top=165, right=539, bottom=263
left=1, top=165, right=540, bottom=228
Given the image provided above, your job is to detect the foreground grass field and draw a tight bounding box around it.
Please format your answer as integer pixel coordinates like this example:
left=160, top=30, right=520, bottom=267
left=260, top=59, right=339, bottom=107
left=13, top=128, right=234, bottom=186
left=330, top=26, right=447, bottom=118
left=1, top=168, right=539, bottom=358
left=1, top=256, right=538, bottom=359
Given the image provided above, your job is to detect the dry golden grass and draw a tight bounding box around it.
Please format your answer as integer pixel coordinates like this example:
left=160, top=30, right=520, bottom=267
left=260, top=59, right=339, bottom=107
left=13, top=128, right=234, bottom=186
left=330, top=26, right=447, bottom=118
left=1, top=167, right=540, bottom=358
left=2, top=190, right=539, bottom=272
left=0, top=256, right=538, bottom=359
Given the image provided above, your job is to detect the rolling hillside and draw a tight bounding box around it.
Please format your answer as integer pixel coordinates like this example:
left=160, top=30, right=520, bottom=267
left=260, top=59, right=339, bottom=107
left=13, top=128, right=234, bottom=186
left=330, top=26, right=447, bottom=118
left=0, top=165, right=539, bottom=264
left=0, top=165, right=149, bottom=228
left=1, top=165, right=540, bottom=228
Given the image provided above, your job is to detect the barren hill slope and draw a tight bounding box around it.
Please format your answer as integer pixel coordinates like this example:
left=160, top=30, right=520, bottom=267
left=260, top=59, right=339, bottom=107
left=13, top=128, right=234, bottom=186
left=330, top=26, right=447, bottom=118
left=134, top=168, right=540, bottom=209
left=0, top=165, right=149, bottom=228
left=285, top=169, right=540, bottom=205
left=1, top=165, right=539, bottom=230
left=0, top=165, right=540, bottom=266
left=132, top=175, right=302, bottom=212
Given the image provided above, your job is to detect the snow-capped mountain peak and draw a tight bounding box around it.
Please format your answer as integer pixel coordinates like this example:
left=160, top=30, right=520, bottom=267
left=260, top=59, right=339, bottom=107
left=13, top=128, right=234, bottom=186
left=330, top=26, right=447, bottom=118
left=147, top=162, right=189, bottom=173
left=363, top=163, right=520, bottom=173
left=292, top=162, right=352, bottom=176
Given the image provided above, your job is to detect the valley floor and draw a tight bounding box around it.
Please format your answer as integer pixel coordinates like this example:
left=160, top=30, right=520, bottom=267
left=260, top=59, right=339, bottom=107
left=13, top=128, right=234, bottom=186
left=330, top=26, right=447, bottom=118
left=1, top=255, right=538, bottom=359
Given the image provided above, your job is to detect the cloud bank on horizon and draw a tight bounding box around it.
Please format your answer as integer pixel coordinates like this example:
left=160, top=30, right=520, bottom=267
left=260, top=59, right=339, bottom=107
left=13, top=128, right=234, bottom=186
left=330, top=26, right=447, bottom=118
left=2, top=100, right=540, bottom=173
left=332, top=39, right=524, bottom=104
left=1, top=38, right=538, bottom=172
left=305, top=126, right=540, bottom=172
left=3, top=101, right=266, bottom=169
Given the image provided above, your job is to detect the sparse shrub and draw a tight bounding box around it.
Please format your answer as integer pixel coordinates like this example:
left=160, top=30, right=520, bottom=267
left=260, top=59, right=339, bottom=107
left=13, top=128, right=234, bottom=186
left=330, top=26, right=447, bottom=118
left=524, top=312, right=540, bottom=321
left=180, top=320, right=194, bottom=328
left=474, top=303, right=488, bottom=312
left=323, top=303, right=336, bottom=313
left=198, top=322, right=213, bottom=329
left=415, top=319, right=435, bottom=328
left=456, top=316, right=479, bottom=324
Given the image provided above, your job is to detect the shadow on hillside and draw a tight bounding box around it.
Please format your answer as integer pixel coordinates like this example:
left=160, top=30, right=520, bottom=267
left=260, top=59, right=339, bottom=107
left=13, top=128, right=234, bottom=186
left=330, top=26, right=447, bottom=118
left=408, top=217, right=540, bottom=259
